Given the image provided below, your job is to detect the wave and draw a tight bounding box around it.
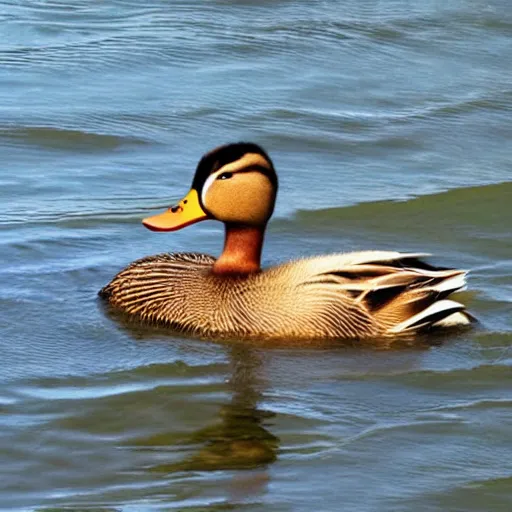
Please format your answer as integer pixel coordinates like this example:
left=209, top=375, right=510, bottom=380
left=278, top=181, right=512, bottom=237
left=2, top=182, right=510, bottom=234
left=0, top=202, right=163, bottom=228
left=0, top=125, right=149, bottom=151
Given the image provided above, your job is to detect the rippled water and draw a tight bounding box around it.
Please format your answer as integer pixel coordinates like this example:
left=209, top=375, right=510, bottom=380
left=1, top=0, right=511, bottom=510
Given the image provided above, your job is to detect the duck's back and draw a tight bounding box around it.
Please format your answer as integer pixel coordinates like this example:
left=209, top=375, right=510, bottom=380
left=99, top=251, right=472, bottom=341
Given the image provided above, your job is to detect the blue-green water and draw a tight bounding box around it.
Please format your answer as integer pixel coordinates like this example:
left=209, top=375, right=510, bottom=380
left=1, top=1, right=511, bottom=510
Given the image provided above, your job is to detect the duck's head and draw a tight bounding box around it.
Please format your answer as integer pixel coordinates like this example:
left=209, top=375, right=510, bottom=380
left=143, top=142, right=278, bottom=232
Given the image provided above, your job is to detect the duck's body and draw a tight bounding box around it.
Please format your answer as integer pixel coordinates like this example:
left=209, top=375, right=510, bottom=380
left=100, top=251, right=471, bottom=341
left=100, top=142, right=473, bottom=341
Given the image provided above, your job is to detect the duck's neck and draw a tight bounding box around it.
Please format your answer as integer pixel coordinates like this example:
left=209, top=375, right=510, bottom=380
left=213, top=224, right=266, bottom=276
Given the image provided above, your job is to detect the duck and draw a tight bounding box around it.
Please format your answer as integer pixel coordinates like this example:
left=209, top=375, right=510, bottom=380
left=99, top=142, right=473, bottom=341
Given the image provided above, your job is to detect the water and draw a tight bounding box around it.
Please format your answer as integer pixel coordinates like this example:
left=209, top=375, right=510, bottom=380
left=1, top=0, right=511, bottom=510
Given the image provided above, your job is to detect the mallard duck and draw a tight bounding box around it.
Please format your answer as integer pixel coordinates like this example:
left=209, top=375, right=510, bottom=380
left=99, top=142, right=473, bottom=341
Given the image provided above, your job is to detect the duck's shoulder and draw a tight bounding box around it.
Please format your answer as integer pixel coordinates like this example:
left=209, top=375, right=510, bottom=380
left=99, top=252, right=215, bottom=300
left=125, top=252, right=216, bottom=269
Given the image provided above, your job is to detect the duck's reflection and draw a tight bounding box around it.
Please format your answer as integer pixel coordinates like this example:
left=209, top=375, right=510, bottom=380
left=142, top=344, right=278, bottom=473
left=102, top=304, right=280, bottom=472
left=174, top=345, right=278, bottom=472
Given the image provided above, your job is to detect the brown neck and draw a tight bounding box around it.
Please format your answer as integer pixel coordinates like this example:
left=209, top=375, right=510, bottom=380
left=213, top=224, right=266, bottom=276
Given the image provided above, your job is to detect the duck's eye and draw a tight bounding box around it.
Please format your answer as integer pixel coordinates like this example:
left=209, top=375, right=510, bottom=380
left=217, top=172, right=233, bottom=180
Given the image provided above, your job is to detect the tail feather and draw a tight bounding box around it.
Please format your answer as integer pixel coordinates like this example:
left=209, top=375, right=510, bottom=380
left=433, top=310, right=474, bottom=328
left=330, top=253, right=473, bottom=335
left=388, top=299, right=468, bottom=334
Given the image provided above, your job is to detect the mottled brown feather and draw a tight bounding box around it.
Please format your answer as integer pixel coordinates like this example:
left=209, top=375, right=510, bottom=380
left=99, top=251, right=472, bottom=341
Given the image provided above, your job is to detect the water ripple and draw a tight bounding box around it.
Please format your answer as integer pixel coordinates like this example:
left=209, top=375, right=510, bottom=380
left=0, top=125, right=149, bottom=151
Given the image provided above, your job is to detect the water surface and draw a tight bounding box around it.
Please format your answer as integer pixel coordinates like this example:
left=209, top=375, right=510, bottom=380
left=1, top=0, right=511, bottom=510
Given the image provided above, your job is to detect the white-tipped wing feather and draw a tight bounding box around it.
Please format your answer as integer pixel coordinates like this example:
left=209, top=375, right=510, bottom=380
left=293, top=251, right=472, bottom=336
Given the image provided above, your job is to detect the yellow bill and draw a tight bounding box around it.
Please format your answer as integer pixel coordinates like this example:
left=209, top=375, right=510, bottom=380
left=142, top=189, right=209, bottom=232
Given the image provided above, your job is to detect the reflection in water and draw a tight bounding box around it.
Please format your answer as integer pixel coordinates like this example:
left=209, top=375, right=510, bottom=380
left=134, top=345, right=279, bottom=473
